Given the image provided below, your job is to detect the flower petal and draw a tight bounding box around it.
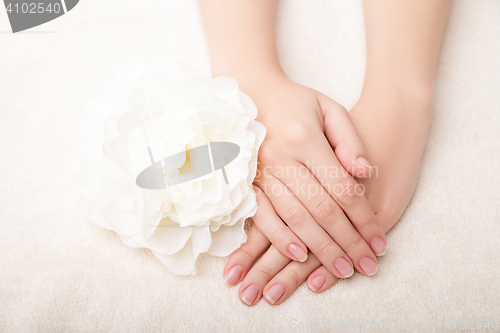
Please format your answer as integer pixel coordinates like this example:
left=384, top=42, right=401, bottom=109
left=152, top=238, right=198, bottom=275
left=132, top=224, right=193, bottom=256
left=207, top=219, right=247, bottom=257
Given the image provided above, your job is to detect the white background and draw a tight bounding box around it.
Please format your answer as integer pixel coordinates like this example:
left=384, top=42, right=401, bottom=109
left=1, top=0, right=499, bottom=332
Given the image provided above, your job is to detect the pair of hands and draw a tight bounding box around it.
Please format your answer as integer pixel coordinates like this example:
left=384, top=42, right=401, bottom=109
left=199, top=0, right=446, bottom=307
left=223, top=75, right=388, bottom=305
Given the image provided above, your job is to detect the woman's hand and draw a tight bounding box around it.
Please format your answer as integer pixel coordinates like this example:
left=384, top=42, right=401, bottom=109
left=226, top=74, right=387, bottom=281
left=199, top=0, right=387, bottom=284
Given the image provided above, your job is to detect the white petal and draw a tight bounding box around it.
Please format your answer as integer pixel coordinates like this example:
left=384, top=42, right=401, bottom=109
left=227, top=189, right=257, bottom=227
left=207, top=219, right=247, bottom=257
left=238, top=91, right=258, bottom=119
left=190, top=226, right=212, bottom=256
left=132, top=224, right=192, bottom=256
left=152, top=238, right=198, bottom=275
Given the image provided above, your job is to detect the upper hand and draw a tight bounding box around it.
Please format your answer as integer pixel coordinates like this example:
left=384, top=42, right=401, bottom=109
left=237, top=76, right=387, bottom=280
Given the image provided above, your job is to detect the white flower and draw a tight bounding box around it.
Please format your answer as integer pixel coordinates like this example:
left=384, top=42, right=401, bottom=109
left=71, top=61, right=266, bottom=275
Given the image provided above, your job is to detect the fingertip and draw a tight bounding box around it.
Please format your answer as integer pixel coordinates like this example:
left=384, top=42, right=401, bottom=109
left=307, top=274, right=327, bottom=292
left=264, top=284, right=287, bottom=305
left=370, top=236, right=387, bottom=257
left=352, top=165, right=373, bottom=179
left=239, top=284, right=261, bottom=306
left=349, top=157, right=373, bottom=178
left=223, top=251, right=248, bottom=285
left=355, top=157, right=373, bottom=178
left=335, top=145, right=373, bottom=179
left=224, top=265, right=244, bottom=285
left=307, top=266, right=339, bottom=293
left=288, top=243, right=308, bottom=262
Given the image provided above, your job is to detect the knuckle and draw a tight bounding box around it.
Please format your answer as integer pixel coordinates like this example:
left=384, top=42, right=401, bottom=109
left=268, top=227, right=285, bottom=243
left=255, top=263, right=274, bottom=281
left=283, top=206, right=306, bottom=227
left=285, top=267, right=302, bottom=287
left=259, top=143, right=280, bottom=163
left=284, top=122, right=310, bottom=145
left=349, top=135, right=364, bottom=147
left=239, top=243, right=256, bottom=261
left=314, top=199, right=337, bottom=223
left=343, top=236, right=365, bottom=254
left=334, top=178, right=360, bottom=206
left=358, top=215, right=379, bottom=234
left=315, top=239, right=335, bottom=258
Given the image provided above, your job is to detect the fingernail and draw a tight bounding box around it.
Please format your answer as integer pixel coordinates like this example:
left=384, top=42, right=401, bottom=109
left=359, top=256, right=377, bottom=276
left=265, top=284, right=286, bottom=304
left=334, top=257, right=354, bottom=278
left=308, top=275, right=326, bottom=292
left=224, top=265, right=243, bottom=285
left=288, top=243, right=308, bottom=262
left=357, top=156, right=373, bottom=170
left=370, top=237, right=386, bottom=256
left=241, top=284, right=260, bottom=306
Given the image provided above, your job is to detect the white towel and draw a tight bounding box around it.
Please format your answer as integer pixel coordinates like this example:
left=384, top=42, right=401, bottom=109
left=0, top=0, right=499, bottom=332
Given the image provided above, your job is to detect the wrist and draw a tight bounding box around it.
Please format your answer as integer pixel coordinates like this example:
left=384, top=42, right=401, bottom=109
left=360, top=79, right=434, bottom=119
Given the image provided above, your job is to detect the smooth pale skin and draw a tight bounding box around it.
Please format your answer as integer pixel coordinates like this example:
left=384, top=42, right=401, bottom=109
left=199, top=0, right=452, bottom=305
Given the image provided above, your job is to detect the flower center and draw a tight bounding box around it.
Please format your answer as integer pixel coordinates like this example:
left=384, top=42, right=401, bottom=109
left=162, top=145, right=191, bottom=180
left=180, top=147, right=191, bottom=170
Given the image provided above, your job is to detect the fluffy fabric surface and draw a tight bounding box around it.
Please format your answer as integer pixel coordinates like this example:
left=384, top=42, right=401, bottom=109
left=0, top=0, right=499, bottom=332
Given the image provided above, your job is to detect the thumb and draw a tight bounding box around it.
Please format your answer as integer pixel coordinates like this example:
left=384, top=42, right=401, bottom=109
left=318, top=93, right=373, bottom=179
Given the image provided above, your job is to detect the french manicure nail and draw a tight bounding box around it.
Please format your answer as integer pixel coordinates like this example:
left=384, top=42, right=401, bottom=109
left=334, top=257, right=354, bottom=278
left=224, top=265, right=243, bottom=285
left=357, top=156, right=373, bottom=170
left=265, top=284, right=286, bottom=304
left=370, top=237, right=387, bottom=256
left=288, top=243, right=308, bottom=262
left=359, top=256, right=377, bottom=276
left=241, top=284, right=259, bottom=306
left=308, top=275, right=326, bottom=292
